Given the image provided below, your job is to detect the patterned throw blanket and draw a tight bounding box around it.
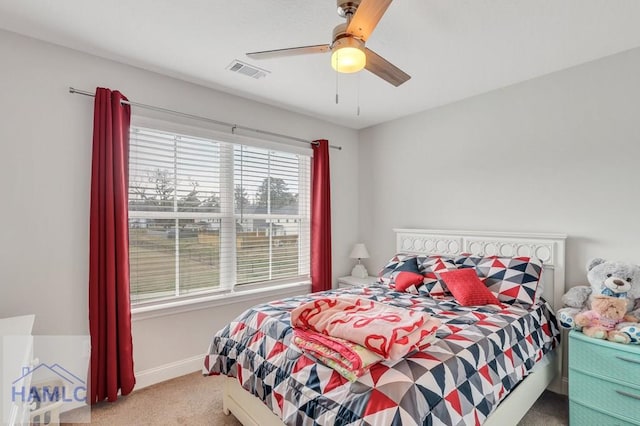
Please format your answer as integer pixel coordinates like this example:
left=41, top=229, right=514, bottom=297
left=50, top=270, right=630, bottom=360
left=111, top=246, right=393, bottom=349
left=290, top=296, right=441, bottom=360
left=292, top=329, right=383, bottom=381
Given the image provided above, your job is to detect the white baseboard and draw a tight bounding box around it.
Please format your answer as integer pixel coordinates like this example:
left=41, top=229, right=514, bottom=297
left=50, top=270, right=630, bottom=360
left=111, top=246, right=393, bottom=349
left=134, top=354, right=204, bottom=390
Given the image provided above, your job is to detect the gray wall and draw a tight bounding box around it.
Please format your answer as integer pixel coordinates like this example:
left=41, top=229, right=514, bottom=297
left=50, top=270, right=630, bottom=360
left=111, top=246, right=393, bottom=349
left=359, top=47, right=640, bottom=288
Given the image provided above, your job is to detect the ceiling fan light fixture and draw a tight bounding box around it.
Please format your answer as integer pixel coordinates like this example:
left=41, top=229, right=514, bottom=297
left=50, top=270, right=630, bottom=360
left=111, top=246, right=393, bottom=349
left=331, top=37, right=366, bottom=73
left=246, top=0, right=410, bottom=86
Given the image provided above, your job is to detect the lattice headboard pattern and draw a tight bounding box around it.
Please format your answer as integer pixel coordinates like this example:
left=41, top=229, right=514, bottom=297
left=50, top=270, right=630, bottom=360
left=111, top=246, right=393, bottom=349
left=394, top=229, right=567, bottom=311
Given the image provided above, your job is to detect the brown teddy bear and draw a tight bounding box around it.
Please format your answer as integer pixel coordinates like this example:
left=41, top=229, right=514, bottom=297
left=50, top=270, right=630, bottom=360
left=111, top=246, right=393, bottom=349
left=574, top=295, right=637, bottom=343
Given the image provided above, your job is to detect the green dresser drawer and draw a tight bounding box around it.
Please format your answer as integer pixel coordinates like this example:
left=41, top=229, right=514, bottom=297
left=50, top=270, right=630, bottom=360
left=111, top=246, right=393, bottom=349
left=569, top=331, right=640, bottom=385
left=570, top=401, right=638, bottom=426
left=569, top=370, right=640, bottom=423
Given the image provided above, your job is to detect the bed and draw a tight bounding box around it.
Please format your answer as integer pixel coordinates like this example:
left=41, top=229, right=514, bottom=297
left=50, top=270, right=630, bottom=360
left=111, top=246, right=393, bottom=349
left=203, top=229, right=567, bottom=426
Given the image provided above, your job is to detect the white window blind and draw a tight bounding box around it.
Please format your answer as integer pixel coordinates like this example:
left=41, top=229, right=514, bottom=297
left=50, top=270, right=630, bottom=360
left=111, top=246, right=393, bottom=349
left=128, top=126, right=311, bottom=304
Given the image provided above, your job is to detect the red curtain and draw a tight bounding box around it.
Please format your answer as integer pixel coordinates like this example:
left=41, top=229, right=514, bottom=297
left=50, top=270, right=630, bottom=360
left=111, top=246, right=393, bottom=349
left=89, top=87, right=135, bottom=403
left=311, top=139, right=332, bottom=292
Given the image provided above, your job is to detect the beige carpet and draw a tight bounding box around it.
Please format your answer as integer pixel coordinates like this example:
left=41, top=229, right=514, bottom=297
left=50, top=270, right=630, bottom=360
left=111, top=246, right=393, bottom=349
left=62, top=372, right=568, bottom=425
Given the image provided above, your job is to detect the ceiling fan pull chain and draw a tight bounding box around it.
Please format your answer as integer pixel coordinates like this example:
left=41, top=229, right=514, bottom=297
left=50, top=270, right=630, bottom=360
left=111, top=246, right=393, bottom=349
left=335, top=52, right=340, bottom=104
left=357, top=73, right=361, bottom=116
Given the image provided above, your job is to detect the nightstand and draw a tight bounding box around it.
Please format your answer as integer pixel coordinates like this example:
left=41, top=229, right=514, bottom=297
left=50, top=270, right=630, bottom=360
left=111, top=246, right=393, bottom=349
left=568, top=330, right=640, bottom=425
left=337, top=275, right=377, bottom=289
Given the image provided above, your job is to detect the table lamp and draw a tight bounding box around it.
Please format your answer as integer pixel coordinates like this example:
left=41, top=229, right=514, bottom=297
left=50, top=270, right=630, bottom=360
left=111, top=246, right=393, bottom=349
left=349, top=243, right=370, bottom=278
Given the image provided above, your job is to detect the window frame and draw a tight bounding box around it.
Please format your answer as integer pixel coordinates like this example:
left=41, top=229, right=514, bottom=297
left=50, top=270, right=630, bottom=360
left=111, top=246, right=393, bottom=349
left=128, top=116, right=312, bottom=312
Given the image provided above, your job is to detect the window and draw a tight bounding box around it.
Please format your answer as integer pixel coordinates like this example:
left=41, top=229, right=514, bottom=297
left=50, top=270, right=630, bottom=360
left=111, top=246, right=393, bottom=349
left=128, top=125, right=311, bottom=304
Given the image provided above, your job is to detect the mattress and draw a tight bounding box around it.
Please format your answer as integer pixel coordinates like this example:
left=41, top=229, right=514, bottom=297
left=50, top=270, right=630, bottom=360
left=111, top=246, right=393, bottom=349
left=204, top=284, right=560, bottom=426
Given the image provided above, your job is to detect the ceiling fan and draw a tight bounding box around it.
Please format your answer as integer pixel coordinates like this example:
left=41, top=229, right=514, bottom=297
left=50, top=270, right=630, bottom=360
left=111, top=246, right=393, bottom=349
left=246, top=0, right=410, bottom=87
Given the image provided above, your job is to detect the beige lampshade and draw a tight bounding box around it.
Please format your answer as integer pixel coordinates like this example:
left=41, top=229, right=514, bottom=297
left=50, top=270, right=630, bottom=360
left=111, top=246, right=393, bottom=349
left=349, top=243, right=370, bottom=260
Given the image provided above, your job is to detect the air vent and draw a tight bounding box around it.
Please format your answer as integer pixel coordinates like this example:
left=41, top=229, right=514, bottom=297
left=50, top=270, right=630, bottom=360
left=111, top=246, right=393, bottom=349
left=226, top=60, right=270, bottom=79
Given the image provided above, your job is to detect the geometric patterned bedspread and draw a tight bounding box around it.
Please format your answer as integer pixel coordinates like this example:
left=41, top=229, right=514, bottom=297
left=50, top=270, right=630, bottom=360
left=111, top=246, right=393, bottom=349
left=203, top=284, right=560, bottom=426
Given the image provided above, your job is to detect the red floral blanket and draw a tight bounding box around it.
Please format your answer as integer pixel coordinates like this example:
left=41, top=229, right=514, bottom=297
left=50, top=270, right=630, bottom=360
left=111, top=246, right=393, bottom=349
left=292, top=329, right=383, bottom=381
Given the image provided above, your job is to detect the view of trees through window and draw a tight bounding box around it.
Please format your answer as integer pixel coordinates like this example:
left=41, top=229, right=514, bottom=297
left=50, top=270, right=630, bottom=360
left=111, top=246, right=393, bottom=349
left=128, top=127, right=310, bottom=304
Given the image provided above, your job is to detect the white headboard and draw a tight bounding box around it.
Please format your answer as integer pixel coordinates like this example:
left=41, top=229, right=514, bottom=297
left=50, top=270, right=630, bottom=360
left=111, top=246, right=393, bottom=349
left=394, top=229, right=567, bottom=311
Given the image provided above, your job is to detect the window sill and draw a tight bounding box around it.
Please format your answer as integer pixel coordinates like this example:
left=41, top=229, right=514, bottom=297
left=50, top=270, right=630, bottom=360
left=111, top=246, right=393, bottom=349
left=131, top=280, right=311, bottom=321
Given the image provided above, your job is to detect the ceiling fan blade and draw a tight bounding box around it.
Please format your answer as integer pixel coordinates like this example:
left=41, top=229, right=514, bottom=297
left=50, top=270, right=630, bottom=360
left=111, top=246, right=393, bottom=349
left=246, top=44, right=330, bottom=59
left=346, top=0, right=393, bottom=41
left=364, top=48, right=410, bottom=87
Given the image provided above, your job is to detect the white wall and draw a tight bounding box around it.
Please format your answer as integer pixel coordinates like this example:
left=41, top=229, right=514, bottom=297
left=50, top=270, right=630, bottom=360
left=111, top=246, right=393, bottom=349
left=359, top=47, right=640, bottom=288
left=0, top=30, right=359, bottom=380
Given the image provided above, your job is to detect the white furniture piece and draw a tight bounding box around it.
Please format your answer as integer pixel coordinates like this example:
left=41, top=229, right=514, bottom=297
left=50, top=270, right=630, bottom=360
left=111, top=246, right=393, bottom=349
left=337, top=275, right=377, bottom=288
left=221, top=228, right=567, bottom=426
left=0, top=315, right=35, bottom=426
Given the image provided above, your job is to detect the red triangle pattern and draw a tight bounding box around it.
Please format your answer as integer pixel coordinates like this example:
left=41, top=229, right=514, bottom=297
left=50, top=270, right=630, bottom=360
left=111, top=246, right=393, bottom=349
left=292, top=355, right=315, bottom=374
left=364, top=388, right=398, bottom=416
left=476, top=320, right=498, bottom=327
left=268, top=340, right=287, bottom=359
left=232, top=322, right=246, bottom=335
left=273, top=391, right=284, bottom=412
left=491, top=259, right=506, bottom=268
left=323, top=370, right=346, bottom=394
left=445, top=390, right=463, bottom=415
left=410, top=351, right=440, bottom=361
left=500, top=285, right=521, bottom=298
left=255, top=311, right=268, bottom=327
left=433, top=259, right=447, bottom=271
left=504, top=348, right=513, bottom=362
left=479, top=364, right=493, bottom=384
left=249, top=330, right=265, bottom=346
left=448, top=325, right=463, bottom=334
left=369, top=363, right=390, bottom=386
left=472, top=312, right=488, bottom=320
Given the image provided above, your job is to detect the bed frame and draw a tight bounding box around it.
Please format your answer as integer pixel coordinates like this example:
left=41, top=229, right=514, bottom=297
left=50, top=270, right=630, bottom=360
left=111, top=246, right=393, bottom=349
left=222, top=229, right=568, bottom=426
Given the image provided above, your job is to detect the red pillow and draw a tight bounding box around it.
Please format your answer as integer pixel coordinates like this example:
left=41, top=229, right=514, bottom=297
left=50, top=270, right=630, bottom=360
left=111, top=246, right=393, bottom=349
left=439, top=269, right=502, bottom=307
left=394, top=272, right=424, bottom=293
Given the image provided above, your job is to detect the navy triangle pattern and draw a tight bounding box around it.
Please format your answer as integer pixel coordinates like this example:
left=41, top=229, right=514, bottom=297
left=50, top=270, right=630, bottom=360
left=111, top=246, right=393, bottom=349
left=395, top=258, right=421, bottom=273
left=417, top=384, right=443, bottom=410
left=377, top=254, right=419, bottom=285
left=204, top=284, right=560, bottom=426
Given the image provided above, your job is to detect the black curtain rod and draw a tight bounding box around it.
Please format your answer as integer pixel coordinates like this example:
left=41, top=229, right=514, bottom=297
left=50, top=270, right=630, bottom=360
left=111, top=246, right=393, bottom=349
left=68, top=87, right=342, bottom=150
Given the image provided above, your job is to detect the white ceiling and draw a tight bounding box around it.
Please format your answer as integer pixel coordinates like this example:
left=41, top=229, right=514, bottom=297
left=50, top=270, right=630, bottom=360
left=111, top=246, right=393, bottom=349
left=1, top=0, right=640, bottom=129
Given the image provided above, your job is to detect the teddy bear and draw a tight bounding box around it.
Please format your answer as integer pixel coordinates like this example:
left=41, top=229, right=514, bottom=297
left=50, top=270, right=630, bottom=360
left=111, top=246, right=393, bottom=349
left=557, top=258, right=640, bottom=330
left=574, top=295, right=637, bottom=343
